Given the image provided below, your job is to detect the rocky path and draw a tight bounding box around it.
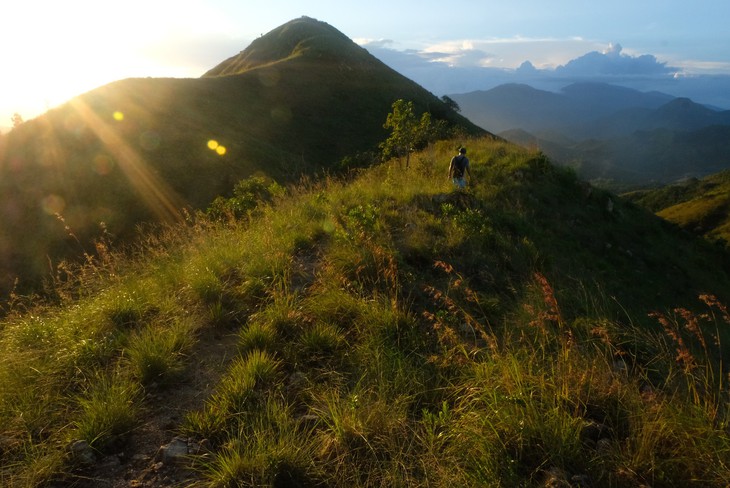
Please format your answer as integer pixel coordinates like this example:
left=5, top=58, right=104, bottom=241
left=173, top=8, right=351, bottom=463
left=62, top=327, right=240, bottom=487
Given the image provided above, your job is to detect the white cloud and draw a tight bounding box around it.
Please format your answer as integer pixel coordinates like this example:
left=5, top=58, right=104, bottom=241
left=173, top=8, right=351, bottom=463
left=556, top=44, right=674, bottom=76
left=363, top=36, right=612, bottom=71
left=359, top=37, right=730, bottom=109
left=603, top=43, right=623, bottom=56
left=354, top=38, right=395, bottom=49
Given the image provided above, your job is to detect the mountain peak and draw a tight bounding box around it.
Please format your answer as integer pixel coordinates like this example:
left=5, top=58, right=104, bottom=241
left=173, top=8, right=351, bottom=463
left=657, top=97, right=716, bottom=117
left=204, top=16, right=372, bottom=77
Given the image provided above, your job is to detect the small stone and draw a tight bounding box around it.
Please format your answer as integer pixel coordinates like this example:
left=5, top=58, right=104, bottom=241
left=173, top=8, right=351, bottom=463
left=571, top=474, right=592, bottom=487
left=580, top=421, right=609, bottom=445
left=596, top=438, right=612, bottom=454
left=99, top=455, right=121, bottom=468
left=160, top=436, right=189, bottom=464
left=69, top=440, right=96, bottom=465
left=543, top=466, right=569, bottom=487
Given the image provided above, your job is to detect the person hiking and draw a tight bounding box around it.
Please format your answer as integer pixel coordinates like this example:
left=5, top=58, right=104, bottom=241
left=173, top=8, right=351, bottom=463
left=448, top=147, right=472, bottom=189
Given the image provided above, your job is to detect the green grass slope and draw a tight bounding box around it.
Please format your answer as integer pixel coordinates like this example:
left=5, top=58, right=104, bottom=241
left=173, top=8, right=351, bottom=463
left=2, top=137, right=730, bottom=487
left=624, top=169, right=730, bottom=247
left=0, top=16, right=485, bottom=294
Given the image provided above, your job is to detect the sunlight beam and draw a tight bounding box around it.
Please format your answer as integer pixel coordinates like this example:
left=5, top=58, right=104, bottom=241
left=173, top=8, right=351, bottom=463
left=68, top=98, right=186, bottom=224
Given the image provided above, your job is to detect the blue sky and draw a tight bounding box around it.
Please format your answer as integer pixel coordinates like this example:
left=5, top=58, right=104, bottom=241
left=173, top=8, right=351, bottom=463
left=4, top=0, right=730, bottom=127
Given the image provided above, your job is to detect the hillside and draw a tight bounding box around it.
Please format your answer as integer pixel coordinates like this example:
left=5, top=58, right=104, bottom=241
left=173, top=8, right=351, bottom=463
left=501, top=124, right=730, bottom=190
left=623, top=169, right=730, bottom=247
left=2, top=137, right=730, bottom=487
left=0, top=16, right=485, bottom=295
left=451, top=83, right=730, bottom=189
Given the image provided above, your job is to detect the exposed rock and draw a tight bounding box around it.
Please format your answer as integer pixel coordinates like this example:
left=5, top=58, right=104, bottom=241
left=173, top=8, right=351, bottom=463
left=69, top=440, right=96, bottom=465
left=543, top=466, right=570, bottom=487
left=157, top=436, right=189, bottom=465
left=580, top=421, right=610, bottom=447
left=98, top=454, right=122, bottom=469
left=189, top=438, right=212, bottom=455
left=596, top=438, right=613, bottom=454
left=571, top=474, right=592, bottom=487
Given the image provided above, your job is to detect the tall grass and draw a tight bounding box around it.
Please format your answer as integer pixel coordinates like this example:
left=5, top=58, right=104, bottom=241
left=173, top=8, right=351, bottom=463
left=73, top=372, right=141, bottom=452
left=179, top=138, right=730, bottom=486
left=3, top=136, right=730, bottom=486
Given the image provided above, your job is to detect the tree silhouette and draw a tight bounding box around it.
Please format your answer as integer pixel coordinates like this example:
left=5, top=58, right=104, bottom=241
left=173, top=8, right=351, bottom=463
left=441, top=95, right=461, bottom=113
left=11, top=113, right=23, bottom=129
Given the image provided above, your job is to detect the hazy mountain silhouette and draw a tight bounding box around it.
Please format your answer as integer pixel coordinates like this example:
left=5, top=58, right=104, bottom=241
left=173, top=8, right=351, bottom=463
left=451, top=82, right=730, bottom=188
left=457, top=82, right=730, bottom=137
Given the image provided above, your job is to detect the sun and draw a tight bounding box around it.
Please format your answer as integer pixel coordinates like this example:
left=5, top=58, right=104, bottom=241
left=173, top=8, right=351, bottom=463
left=2, top=0, right=218, bottom=126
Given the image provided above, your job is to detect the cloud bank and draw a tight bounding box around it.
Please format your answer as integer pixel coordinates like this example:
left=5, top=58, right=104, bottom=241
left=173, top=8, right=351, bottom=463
left=362, top=40, right=730, bottom=109
left=556, top=43, right=673, bottom=76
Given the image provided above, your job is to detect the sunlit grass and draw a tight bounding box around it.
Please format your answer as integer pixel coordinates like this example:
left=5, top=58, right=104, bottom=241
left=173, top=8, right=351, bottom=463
left=125, top=315, right=198, bottom=385
left=3, top=136, right=730, bottom=486
left=73, top=372, right=141, bottom=452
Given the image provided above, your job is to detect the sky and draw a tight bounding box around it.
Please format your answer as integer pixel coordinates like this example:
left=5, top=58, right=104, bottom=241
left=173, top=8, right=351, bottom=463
left=4, top=0, right=730, bottom=129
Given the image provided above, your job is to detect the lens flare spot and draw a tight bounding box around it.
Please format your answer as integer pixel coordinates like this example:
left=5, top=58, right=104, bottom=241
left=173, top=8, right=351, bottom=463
left=113, top=111, right=124, bottom=121
left=93, top=154, right=115, bottom=175
left=41, top=194, right=66, bottom=215
left=207, top=140, right=219, bottom=150
left=216, top=145, right=227, bottom=156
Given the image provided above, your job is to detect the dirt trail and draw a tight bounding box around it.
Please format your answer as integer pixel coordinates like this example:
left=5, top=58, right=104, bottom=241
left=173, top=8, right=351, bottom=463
left=64, top=327, right=240, bottom=487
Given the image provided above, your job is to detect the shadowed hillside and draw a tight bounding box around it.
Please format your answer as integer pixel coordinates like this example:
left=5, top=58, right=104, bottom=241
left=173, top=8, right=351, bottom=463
left=0, top=16, right=485, bottom=294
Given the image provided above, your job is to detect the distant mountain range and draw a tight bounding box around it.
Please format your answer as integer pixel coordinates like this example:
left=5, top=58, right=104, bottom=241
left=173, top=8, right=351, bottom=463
left=450, top=83, right=730, bottom=188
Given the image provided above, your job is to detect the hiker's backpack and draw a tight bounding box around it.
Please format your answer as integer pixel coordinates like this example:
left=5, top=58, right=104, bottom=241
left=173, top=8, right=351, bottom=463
left=452, top=155, right=466, bottom=178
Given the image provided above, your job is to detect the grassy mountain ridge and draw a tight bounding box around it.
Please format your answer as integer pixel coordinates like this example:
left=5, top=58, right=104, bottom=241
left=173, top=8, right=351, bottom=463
left=0, top=16, right=485, bottom=294
left=2, top=137, right=730, bottom=486
left=204, top=16, right=374, bottom=76
left=623, top=169, right=730, bottom=247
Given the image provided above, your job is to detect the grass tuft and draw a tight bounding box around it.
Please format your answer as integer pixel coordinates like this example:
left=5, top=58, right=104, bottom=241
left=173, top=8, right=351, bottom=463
left=125, top=316, right=197, bottom=385
left=73, top=373, right=140, bottom=453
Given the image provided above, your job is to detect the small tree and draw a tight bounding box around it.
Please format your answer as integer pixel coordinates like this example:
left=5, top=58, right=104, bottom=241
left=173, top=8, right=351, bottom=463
left=380, top=99, right=432, bottom=168
left=11, top=113, right=24, bottom=129
left=206, top=176, right=283, bottom=221
left=441, top=95, right=461, bottom=113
